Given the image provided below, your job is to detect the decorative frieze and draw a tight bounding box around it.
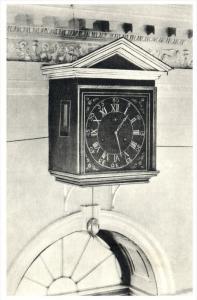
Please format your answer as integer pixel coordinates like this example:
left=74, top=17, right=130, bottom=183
left=7, top=25, right=187, bottom=45
left=7, top=25, right=192, bottom=68
left=8, top=39, right=97, bottom=63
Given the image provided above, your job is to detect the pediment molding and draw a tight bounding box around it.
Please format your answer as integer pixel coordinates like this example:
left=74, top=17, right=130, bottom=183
left=42, top=37, right=172, bottom=79
left=71, top=38, right=172, bottom=71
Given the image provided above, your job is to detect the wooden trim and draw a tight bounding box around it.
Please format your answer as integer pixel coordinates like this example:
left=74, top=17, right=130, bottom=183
left=78, top=85, right=156, bottom=91
left=77, top=87, right=80, bottom=173
left=153, top=87, right=157, bottom=170
left=42, top=68, right=163, bottom=80
left=41, top=37, right=172, bottom=72
left=50, top=170, right=159, bottom=186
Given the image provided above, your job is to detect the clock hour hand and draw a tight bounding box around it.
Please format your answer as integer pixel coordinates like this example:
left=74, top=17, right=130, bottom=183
left=114, top=131, right=122, bottom=155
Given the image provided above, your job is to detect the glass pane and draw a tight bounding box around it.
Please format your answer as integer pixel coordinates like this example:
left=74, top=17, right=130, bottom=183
left=59, top=100, right=70, bottom=136
left=16, top=231, right=123, bottom=296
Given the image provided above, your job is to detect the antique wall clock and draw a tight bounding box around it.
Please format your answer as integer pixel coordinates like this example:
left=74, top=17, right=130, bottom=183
left=42, top=37, right=172, bottom=186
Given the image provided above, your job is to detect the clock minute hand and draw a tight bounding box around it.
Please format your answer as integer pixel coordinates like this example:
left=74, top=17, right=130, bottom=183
left=114, top=131, right=122, bottom=155
left=116, top=115, right=129, bottom=133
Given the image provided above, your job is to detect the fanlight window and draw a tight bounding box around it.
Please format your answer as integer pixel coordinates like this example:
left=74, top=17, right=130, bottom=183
left=16, top=231, right=129, bottom=296
left=15, top=230, right=157, bottom=296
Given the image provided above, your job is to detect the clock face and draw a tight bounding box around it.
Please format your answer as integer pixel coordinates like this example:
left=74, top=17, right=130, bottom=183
left=85, top=94, right=147, bottom=172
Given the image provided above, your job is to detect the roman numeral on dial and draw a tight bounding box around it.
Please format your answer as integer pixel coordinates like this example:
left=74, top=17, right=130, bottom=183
left=133, top=130, right=145, bottom=136
left=90, top=129, right=98, bottom=136
left=99, top=106, right=108, bottom=117
left=111, top=98, right=120, bottom=112
left=111, top=154, right=120, bottom=168
left=92, top=141, right=101, bottom=152
left=113, top=154, right=120, bottom=163
left=130, top=141, right=141, bottom=151
left=130, top=115, right=141, bottom=124
left=98, top=151, right=109, bottom=165
left=123, top=151, right=132, bottom=163
left=111, top=103, right=119, bottom=112
left=89, top=113, right=101, bottom=123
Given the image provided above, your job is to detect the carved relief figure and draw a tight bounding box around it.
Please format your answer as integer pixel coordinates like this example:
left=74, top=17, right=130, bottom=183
left=31, top=40, right=40, bottom=61
left=16, top=40, right=31, bottom=61
left=40, top=42, right=51, bottom=62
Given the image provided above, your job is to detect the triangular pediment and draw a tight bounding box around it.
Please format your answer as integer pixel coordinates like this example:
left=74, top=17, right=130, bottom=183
left=89, top=54, right=142, bottom=70
left=42, top=37, right=172, bottom=80
left=70, top=37, right=172, bottom=72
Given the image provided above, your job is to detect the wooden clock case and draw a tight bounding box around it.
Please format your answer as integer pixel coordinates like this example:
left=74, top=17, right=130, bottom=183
left=41, top=38, right=172, bottom=186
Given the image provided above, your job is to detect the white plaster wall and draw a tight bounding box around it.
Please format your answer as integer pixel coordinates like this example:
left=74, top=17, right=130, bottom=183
left=7, top=60, right=192, bottom=294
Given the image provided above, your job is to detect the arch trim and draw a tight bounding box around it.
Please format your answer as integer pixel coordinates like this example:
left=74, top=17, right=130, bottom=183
left=8, top=210, right=176, bottom=295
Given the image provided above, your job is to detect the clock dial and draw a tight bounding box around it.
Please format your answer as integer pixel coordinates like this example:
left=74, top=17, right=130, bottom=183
left=85, top=96, right=145, bottom=170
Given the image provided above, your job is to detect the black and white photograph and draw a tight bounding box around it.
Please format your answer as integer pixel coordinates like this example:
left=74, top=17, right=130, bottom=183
left=0, top=0, right=196, bottom=297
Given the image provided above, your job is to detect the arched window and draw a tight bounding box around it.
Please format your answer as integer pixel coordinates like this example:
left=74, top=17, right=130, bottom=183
left=8, top=211, right=175, bottom=296
left=15, top=230, right=157, bottom=296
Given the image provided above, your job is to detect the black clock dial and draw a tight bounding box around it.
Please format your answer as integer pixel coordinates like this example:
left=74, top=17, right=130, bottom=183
left=85, top=96, right=145, bottom=170
left=98, top=111, right=133, bottom=154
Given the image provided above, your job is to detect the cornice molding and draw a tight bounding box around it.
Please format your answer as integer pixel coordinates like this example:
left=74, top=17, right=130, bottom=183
left=42, top=68, right=164, bottom=81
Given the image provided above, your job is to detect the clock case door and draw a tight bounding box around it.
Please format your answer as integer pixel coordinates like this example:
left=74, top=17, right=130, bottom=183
left=79, top=86, right=156, bottom=176
left=79, top=85, right=157, bottom=176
